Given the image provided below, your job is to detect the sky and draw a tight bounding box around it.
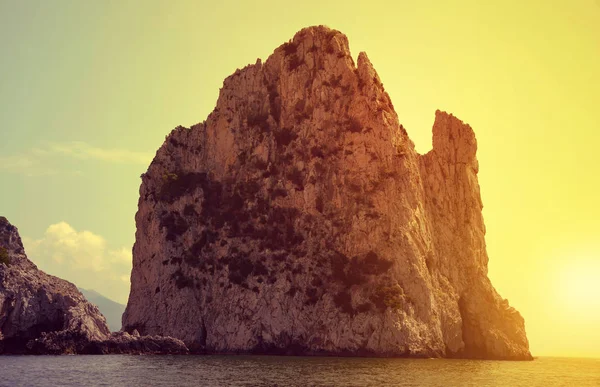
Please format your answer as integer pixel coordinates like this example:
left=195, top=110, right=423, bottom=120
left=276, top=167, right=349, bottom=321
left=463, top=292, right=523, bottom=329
left=0, top=0, right=598, bottom=358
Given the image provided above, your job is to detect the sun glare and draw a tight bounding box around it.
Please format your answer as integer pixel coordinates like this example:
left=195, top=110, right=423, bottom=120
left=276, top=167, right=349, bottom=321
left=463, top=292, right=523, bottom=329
left=557, top=259, right=600, bottom=315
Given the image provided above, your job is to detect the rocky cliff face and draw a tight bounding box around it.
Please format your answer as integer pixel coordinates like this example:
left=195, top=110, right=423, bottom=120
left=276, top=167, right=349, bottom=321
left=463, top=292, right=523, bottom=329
left=123, top=26, right=531, bottom=360
left=0, top=217, right=188, bottom=355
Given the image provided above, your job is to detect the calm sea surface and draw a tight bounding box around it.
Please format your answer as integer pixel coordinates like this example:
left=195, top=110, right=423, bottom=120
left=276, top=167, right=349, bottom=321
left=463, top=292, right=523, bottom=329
left=0, top=355, right=598, bottom=386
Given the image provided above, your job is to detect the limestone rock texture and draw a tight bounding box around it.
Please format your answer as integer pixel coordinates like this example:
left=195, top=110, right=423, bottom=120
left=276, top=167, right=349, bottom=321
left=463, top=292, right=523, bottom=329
left=0, top=216, right=110, bottom=353
left=0, top=216, right=189, bottom=355
left=123, top=26, right=531, bottom=360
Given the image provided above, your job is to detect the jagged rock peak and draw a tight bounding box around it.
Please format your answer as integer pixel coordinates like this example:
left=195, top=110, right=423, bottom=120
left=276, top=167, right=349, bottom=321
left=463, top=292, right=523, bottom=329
left=430, top=110, right=478, bottom=167
left=124, top=26, right=531, bottom=360
left=0, top=216, right=25, bottom=256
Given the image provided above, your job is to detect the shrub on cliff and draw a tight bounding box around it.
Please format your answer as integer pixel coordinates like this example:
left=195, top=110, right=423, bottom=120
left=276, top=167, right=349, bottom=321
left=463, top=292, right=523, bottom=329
left=159, top=211, right=189, bottom=242
left=371, top=284, right=405, bottom=311
left=286, top=166, right=304, bottom=190
left=158, top=172, right=208, bottom=203
left=247, top=110, right=270, bottom=132
left=347, top=117, right=362, bottom=133
left=0, top=246, right=10, bottom=266
left=288, top=54, right=304, bottom=71
left=171, top=269, right=194, bottom=289
left=282, top=41, right=298, bottom=56
left=334, top=291, right=354, bottom=315
left=274, top=127, right=298, bottom=147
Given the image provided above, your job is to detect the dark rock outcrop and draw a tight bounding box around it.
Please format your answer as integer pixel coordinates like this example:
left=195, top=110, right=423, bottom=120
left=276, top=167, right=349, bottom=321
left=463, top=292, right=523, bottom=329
left=0, top=216, right=188, bottom=355
left=123, top=26, right=531, bottom=360
left=28, top=330, right=188, bottom=355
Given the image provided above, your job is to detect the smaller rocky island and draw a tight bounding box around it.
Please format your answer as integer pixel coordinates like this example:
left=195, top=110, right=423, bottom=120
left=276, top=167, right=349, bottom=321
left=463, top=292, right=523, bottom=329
left=0, top=216, right=188, bottom=355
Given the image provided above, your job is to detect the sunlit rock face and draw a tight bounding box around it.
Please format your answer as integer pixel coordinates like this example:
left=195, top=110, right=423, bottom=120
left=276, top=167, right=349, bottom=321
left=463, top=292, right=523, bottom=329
left=0, top=217, right=111, bottom=353
left=123, top=26, right=531, bottom=360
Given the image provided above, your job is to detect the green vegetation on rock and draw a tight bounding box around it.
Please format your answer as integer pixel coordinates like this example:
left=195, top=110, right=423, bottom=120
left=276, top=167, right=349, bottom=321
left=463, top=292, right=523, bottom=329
left=0, top=246, right=10, bottom=266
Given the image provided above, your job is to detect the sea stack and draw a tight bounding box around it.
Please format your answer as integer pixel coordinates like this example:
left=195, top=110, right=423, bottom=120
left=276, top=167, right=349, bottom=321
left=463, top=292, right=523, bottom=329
left=123, top=26, right=531, bottom=360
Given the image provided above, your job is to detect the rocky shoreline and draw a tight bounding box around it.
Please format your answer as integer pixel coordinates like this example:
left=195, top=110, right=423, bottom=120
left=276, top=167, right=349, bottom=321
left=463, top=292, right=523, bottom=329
left=22, top=331, right=188, bottom=355
left=0, top=217, right=187, bottom=355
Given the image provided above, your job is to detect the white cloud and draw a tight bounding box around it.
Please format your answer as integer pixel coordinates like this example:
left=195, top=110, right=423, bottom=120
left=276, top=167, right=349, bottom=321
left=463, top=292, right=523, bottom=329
left=48, top=141, right=152, bottom=165
left=0, top=154, right=60, bottom=176
left=0, top=141, right=153, bottom=175
left=22, top=222, right=132, bottom=304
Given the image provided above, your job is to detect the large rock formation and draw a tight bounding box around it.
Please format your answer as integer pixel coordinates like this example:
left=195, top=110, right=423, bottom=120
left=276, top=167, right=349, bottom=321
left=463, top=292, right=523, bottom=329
left=123, top=26, right=531, bottom=360
left=0, top=217, right=188, bottom=354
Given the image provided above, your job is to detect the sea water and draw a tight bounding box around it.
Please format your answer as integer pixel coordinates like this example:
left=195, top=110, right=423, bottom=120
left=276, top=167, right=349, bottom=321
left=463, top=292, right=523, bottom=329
left=0, top=355, right=598, bottom=386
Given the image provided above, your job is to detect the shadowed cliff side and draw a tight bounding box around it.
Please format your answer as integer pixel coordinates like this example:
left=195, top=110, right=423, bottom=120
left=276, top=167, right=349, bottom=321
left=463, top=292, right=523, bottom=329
left=419, top=111, right=530, bottom=358
left=123, top=25, right=531, bottom=360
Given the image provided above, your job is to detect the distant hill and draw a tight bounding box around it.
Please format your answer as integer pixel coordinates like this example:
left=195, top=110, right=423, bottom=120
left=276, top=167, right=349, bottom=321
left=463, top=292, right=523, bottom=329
left=79, top=288, right=125, bottom=332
